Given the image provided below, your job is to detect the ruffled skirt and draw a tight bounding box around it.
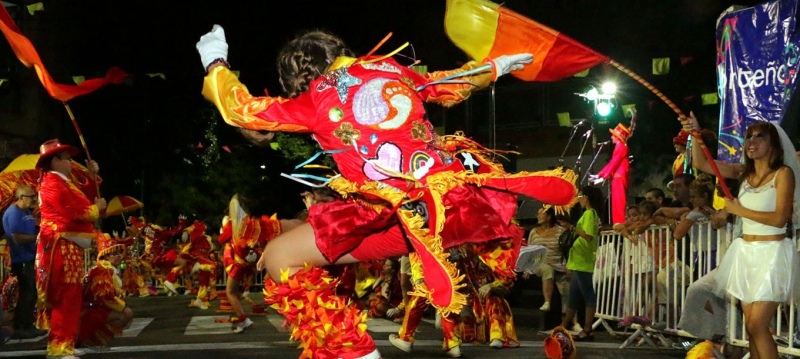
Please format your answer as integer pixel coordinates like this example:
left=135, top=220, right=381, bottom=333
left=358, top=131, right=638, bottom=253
left=714, top=238, right=800, bottom=304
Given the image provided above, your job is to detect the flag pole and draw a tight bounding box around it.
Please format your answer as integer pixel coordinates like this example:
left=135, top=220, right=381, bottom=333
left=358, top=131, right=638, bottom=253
left=62, top=101, right=101, bottom=195
left=607, top=59, right=732, bottom=199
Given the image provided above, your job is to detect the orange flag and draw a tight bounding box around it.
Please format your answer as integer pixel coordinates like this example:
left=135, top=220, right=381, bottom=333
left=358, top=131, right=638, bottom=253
left=445, top=0, right=608, bottom=81
left=0, top=5, right=126, bottom=101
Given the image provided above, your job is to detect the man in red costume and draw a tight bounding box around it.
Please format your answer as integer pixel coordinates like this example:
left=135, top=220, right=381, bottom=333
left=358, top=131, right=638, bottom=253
left=35, top=139, right=106, bottom=359
left=589, top=123, right=631, bottom=224
left=78, top=234, right=134, bottom=350
left=672, top=130, right=689, bottom=177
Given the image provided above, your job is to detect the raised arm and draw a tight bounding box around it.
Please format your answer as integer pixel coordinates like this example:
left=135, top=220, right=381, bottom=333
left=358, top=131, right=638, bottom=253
left=681, top=112, right=742, bottom=179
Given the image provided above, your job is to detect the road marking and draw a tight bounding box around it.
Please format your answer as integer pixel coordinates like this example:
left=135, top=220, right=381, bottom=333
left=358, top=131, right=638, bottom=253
left=365, top=317, right=402, bottom=333
left=184, top=316, right=234, bottom=335
left=267, top=315, right=289, bottom=332
left=120, top=317, right=154, bottom=338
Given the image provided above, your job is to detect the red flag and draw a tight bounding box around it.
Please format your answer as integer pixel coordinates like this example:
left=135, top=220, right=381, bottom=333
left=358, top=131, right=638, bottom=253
left=445, top=0, right=609, bottom=81
left=221, top=145, right=231, bottom=153
left=196, top=142, right=203, bottom=149
left=0, top=5, right=126, bottom=101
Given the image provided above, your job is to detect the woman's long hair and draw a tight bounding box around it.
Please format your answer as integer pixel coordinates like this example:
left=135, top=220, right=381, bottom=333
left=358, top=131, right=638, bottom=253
left=277, top=30, right=354, bottom=98
left=741, top=121, right=784, bottom=181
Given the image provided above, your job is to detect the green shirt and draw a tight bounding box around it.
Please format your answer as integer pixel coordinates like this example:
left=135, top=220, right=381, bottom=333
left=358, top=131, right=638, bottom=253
left=566, top=208, right=600, bottom=272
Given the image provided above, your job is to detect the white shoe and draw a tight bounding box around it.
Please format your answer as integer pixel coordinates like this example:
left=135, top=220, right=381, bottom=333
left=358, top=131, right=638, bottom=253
left=232, top=318, right=253, bottom=333
left=354, top=348, right=382, bottom=359
left=444, top=345, right=462, bottom=358
left=490, top=339, right=503, bottom=348
left=163, top=281, right=178, bottom=295
left=190, top=298, right=209, bottom=310
left=572, top=323, right=583, bottom=333
left=389, top=334, right=412, bottom=352
left=539, top=301, right=551, bottom=312
left=72, top=348, right=86, bottom=356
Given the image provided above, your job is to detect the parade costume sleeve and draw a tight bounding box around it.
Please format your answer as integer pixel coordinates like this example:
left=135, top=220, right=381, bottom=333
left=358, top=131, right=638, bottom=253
left=418, top=60, right=493, bottom=107
left=597, top=143, right=628, bottom=179
left=202, top=66, right=315, bottom=133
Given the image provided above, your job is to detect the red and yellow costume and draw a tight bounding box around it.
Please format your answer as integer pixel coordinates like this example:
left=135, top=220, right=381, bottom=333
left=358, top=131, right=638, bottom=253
left=219, top=214, right=281, bottom=283
left=78, top=235, right=128, bottom=347
left=166, top=221, right=216, bottom=307
left=672, top=130, right=689, bottom=177
left=204, top=55, right=576, bottom=359
left=36, top=171, right=103, bottom=357
left=596, top=124, right=631, bottom=224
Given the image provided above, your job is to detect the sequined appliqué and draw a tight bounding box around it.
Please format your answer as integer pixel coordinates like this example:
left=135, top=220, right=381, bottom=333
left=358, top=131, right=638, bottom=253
left=333, top=122, right=361, bottom=146
left=352, top=78, right=415, bottom=129
left=316, top=67, right=361, bottom=104
left=363, top=142, right=402, bottom=181
left=411, top=121, right=430, bottom=142
left=328, top=107, right=344, bottom=122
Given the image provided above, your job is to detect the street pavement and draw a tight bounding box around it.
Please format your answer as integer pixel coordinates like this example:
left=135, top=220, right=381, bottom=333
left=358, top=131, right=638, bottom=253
left=1, top=286, right=688, bottom=359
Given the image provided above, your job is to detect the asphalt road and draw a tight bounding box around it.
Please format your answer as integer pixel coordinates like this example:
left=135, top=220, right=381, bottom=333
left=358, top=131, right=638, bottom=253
left=1, top=287, right=688, bottom=359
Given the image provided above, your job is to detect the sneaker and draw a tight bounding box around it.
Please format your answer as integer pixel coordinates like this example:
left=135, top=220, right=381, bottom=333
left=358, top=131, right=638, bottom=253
left=571, top=323, right=583, bottom=333
left=444, top=345, right=462, bottom=358
left=388, top=334, right=412, bottom=352
left=163, top=281, right=178, bottom=295
left=73, top=348, right=86, bottom=356
left=490, top=339, right=504, bottom=348
left=232, top=318, right=253, bottom=333
left=539, top=301, right=551, bottom=312
left=190, top=298, right=209, bottom=310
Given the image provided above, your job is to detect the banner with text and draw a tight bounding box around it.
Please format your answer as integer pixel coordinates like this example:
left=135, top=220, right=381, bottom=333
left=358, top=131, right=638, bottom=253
left=716, top=0, right=800, bottom=163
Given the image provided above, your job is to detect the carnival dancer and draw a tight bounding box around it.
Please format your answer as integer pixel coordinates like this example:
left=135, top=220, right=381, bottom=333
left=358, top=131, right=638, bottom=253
left=35, top=139, right=106, bottom=359
left=77, top=234, right=134, bottom=350
left=589, top=112, right=634, bottom=224
left=198, top=26, right=577, bottom=359
left=683, top=113, right=800, bottom=359
left=219, top=195, right=302, bottom=332
left=389, top=252, right=465, bottom=357
left=131, top=216, right=187, bottom=295
left=165, top=220, right=216, bottom=310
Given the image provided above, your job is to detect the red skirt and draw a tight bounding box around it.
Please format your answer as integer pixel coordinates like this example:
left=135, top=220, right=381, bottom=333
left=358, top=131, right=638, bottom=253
left=309, top=184, right=519, bottom=263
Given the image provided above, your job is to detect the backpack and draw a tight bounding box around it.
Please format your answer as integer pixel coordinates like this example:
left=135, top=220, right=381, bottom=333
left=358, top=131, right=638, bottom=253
left=558, top=228, right=579, bottom=261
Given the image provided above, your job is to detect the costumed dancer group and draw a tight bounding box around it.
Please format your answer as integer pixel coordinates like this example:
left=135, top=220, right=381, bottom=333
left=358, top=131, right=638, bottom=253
left=196, top=23, right=578, bottom=358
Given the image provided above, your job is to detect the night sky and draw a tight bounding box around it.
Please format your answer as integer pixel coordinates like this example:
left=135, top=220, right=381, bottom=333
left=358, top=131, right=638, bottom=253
left=0, top=0, right=766, bottom=226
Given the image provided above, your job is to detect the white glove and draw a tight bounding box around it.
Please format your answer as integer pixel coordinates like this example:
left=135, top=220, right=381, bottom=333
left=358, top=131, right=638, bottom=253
left=245, top=250, right=257, bottom=263
left=196, top=24, right=229, bottom=71
left=385, top=307, right=402, bottom=317
left=589, top=174, right=605, bottom=185
left=489, top=53, right=533, bottom=80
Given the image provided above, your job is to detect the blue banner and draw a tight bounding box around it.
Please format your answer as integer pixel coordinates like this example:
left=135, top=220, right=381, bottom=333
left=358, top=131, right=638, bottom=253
left=716, top=0, right=800, bottom=163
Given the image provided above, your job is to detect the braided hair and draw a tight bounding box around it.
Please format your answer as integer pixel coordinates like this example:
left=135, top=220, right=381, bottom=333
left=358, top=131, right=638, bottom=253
left=277, top=30, right=354, bottom=98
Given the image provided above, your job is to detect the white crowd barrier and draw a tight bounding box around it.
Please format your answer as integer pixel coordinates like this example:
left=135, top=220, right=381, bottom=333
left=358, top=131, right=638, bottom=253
left=592, top=219, right=800, bottom=357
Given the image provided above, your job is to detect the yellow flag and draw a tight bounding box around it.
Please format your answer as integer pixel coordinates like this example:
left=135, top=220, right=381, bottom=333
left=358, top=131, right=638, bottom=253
left=147, top=73, right=166, bottom=80
left=411, top=65, right=428, bottom=76
left=621, top=104, right=636, bottom=117
left=573, top=69, right=589, bottom=78
left=701, top=93, right=719, bottom=105
left=652, top=57, right=670, bottom=75
left=72, top=76, right=85, bottom=85
left=270, top=142, right=280, bottom=150
left=0, top=79, right=6, bottom=86
left=557, top=112, right=571, bottom=127
left=27, top=2, right=44, bottom=16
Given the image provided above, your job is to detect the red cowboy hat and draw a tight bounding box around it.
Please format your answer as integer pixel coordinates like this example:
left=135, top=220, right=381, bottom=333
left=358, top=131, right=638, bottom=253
left=35, top=139, right=79, bottom=169
left=609, top=123, right=631, bottom=143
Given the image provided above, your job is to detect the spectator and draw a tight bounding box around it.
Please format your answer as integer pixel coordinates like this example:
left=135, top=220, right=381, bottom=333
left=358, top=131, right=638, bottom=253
left=560, top=186, right=603, bottom=341
left=667, top=173, right=695, bottom=208
left=644, top=188, right=668, bottom=209
left=2, top=185, right=46, bottom=339
left=526, top=205, right=579, bottom=331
